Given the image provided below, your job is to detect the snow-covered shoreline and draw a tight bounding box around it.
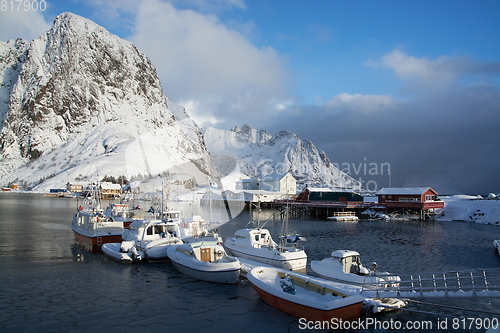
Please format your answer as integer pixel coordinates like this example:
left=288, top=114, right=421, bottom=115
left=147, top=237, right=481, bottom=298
left=435, top=195, right=500, bottom=225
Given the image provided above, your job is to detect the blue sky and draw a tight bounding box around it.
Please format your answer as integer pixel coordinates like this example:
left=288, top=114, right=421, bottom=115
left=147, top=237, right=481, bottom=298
left=1, top=0, right=499, bottom=194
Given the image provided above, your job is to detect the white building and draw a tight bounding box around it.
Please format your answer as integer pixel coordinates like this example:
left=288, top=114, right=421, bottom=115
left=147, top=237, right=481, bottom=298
left=260, top=172, right=296, bottom=196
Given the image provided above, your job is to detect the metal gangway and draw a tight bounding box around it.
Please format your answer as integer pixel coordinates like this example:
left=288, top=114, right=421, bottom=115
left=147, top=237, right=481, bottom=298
left=359, top=268, right=500, bottom=298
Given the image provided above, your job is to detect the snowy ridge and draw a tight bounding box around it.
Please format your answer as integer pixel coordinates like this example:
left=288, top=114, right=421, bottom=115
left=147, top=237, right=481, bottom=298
left=203, top=124, right=360, bottom=190
left=0, top=12, right=219, bottom=190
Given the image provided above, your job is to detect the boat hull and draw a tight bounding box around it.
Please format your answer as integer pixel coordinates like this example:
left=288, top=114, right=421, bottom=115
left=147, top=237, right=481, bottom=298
left=170, top=260, right=240, bottom=284
left=72, top=230, right=122, bottom=246
left=311, top=258, right=400, bottom=288
left=101, top=243, right=134, bottom=264
left=252, top=284, right=362, bottom=322
left=247, top=267, right=363, bottom=322
left=225, top=245, right=306, bottom=271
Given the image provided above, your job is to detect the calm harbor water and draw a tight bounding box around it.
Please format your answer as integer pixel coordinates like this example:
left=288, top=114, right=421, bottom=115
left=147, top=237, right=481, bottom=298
left=1, top=192, right=499, bottom=332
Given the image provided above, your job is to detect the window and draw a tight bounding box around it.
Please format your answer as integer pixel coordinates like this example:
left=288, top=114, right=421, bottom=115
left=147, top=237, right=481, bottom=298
left=147, top=226, right=153, bottom=235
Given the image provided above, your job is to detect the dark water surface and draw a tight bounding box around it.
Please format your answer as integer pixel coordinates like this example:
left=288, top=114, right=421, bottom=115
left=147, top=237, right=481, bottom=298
left=1, top=193, right=499, bottom=332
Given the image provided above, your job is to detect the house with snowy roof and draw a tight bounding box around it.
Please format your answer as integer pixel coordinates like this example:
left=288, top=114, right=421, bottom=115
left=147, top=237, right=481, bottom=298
left=239, top=178, right=260, bottom=190
left=376, top=187, right=444, bottom=210
left=66, top=181, right=89, bottom=193
left=259, top=172, right=296, bottom=196
left=100, top=182, right=122, bottom=199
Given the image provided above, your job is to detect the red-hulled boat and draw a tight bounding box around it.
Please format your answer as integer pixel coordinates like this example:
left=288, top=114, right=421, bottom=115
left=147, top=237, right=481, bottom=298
left=247, top=266, right=364, bottom=322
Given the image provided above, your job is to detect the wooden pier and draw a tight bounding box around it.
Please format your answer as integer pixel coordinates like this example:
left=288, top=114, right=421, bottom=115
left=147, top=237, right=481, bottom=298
left=272, top=199, right=441, bottom=220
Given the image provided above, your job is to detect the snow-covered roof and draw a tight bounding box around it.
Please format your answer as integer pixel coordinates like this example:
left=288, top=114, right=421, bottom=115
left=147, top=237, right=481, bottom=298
left=331, top=250, right=360, bottom=258
left=100, top=182, right=121, bottom=190
left=241, top=178, right=259, bottom=183
left=261, top=172, right=290, bottom=182
left=67, top=181, right=89, bottom=186
left=307, top=188, right=333, bottom=192
left=376, top=187, right=436, bottom=195
left=243, top=190, right=283, bottom=195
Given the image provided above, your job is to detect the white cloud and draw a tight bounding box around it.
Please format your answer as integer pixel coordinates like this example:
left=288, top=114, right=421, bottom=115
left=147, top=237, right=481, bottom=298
left=128, top=0, right=293, bottom=128
left=366, top=48, right=500, bottom=92
left=0, top=9, right=51, bottom=41
left=324, top=93, right=395, bottom=113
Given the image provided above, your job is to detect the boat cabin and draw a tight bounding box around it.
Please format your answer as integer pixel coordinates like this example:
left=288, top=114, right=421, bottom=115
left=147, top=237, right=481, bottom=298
left=331, top=250, right=367, bottom=275
left=234, top=228, right=276, bottom=248
left=164, top=210, right=181, bottom=220
left=175, top=241, right=225, bottom=263
left=126, top=220, right=181, bottom=241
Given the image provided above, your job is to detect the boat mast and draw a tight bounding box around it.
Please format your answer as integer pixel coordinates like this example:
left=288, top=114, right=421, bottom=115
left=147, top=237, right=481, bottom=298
left=161, top=176, right=164, bottom=219
left=209, top=187, right=213, bottom=222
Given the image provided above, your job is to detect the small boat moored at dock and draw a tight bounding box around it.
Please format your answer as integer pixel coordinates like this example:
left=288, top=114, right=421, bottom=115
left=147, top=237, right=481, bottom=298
left=224, top=228, right=307, bottom=271
left=120, top=219, right=183, bottom=261
left=311, top=250, right=400, bottom=288
left=167, top=240, right=241, bottom=284
left=494, top=240, right=500, bottom=256
left=247, top=266, right=364, bottom=322
left=101, top=241, right=143, bottom=264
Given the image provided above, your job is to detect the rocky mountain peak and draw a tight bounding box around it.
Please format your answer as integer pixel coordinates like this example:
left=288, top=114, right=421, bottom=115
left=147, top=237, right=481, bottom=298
left=204, top=125, right=360, bottom=190
left=0, top=12, right=218, bottom=189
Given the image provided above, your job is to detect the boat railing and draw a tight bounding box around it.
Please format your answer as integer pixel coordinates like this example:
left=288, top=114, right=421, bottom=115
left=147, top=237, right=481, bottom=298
left=361, top=268, right=500, bottom=297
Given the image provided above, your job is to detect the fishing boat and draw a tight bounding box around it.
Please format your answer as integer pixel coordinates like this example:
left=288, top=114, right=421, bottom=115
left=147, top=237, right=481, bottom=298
left=177, top=215, right=222, bottom=243
left=311, top=250, right=400, bottom=288
left=494, top=240, right=500, bottom=255
left=120, top=219, right=183, bottom=261
left=103, top=203, right=145, bottom=227
left=71, top=185, right=125, bottom=246
left=224, top=205, right=307, bottom=271
left=224, top=228, right=307, bottom=270
left=167, top=240, right=241, bottom=284
left=247, top=266, right=364, bottom=322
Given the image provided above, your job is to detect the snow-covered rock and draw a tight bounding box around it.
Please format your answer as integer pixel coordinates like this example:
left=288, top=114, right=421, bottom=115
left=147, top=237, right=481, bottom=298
left=203, top=124, right=360, bottom=190
left=0, top=12, right=219, bottom=190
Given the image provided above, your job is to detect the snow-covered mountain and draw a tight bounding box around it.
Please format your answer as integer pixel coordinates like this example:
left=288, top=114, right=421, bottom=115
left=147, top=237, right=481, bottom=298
left=203, top=125, right=360, bottom=190
left=0, top=13, right=219, bottom=191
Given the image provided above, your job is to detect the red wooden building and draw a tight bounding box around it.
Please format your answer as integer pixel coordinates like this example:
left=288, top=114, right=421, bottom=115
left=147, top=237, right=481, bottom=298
left=376, top=187, right=444, bottom=210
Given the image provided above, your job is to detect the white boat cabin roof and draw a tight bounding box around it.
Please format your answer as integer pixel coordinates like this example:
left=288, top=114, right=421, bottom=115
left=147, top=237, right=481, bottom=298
left=128, top=219, right=163, bottom=230
left=186, top=240, right=219, bottom=249
left=234, top=228, right=271, bottom=238
left=331, top=250, right=360, bottom=258
left=183, top=215, right=205, bottom=222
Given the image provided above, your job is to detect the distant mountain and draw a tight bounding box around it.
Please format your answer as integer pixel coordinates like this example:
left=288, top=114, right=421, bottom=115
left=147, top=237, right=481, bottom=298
left=0, top=12, right=219, bottom=190
left=203, top=125, right=360, bottom=190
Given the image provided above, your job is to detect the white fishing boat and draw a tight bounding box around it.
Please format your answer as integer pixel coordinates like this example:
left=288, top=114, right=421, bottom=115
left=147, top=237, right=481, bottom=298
left=177, top=215, right=222, bottom=244
left=103, top=203, right=146, bottom=227
left=167, top=240, right=241, bottom=284
left=327, top=212, right=359, bottom=222
left=119, top=219, right=183, bottom=261
left=494, top=240, right=500, bottom=255
left=101, top=241, right=143, bottom=264
left=225, top=204, right=307, bottom=271
left=71, top=185, right=124, bottom=246
left=247, top=266, right=364, bottom=322
left=224, top=227, right=307, bottom=271
left=311, top=250, right=400, bottom=288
